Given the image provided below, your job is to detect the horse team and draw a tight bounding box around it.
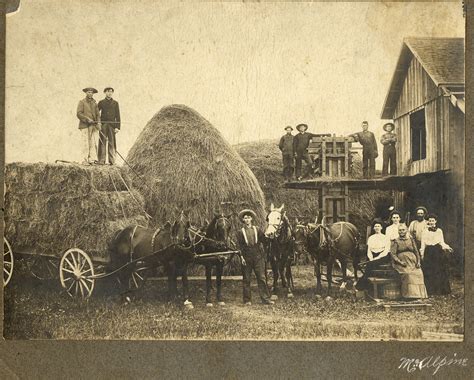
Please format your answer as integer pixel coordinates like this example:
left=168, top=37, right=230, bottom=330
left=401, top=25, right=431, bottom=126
left=107, top=205, right=361, bottom=307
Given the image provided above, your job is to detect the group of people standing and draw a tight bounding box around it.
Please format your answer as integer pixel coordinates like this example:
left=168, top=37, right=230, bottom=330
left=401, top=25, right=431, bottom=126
left=357, top=206, right=454, bottom=300
left=76, top=87, right=121, bottom=165
left=279, top=120, right=398, bottom=181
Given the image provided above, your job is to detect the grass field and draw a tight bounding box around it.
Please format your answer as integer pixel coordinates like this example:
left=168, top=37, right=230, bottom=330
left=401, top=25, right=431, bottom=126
left=3, top=264, right=463, bottom=341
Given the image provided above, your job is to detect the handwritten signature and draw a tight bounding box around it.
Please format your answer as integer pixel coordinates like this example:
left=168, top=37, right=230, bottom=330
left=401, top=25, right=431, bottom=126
left=399, top=354, right=468, bottom=375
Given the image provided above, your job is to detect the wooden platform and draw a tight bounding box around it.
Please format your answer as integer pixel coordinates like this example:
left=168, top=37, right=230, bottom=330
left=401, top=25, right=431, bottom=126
left=283, top=170, right=450, bottom=191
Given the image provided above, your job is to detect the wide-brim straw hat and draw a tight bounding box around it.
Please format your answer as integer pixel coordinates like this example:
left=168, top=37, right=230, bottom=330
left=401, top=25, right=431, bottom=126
left=296, top=123, right=308, bottom=132
left=415, top=206, right=428, bottom=215
left=383, top=122, right=395, bottom=132
left=284, top=126, right=293, bottom=131
left=238, top=209, right=257, bottom=221
left=83, top=87, right=98, bottom=94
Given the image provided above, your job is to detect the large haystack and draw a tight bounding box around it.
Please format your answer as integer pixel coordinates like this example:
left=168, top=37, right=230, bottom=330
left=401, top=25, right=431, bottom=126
left=4, top=163, right=148, bottom=260
left=126, top=105, right=266, bottom=226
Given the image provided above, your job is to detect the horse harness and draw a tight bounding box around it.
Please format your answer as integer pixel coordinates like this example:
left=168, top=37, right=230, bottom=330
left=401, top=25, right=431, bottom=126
left=129, top=225, right=162, bottom=263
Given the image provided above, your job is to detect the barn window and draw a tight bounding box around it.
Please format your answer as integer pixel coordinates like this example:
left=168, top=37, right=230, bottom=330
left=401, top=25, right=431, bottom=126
left=410, top=109, right=427, bottom=161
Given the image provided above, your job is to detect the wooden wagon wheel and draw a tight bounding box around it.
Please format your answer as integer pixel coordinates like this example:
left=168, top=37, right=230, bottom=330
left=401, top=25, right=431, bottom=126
left=128, top=265, right=148, bottom=290
left=29, top=255, right=59, bottom=280
left=3, top=237, right=14, bottom=287
left=59, top=248, right=95, bottom=299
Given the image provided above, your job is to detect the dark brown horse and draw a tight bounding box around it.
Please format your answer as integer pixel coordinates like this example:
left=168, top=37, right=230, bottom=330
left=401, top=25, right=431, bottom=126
left=193, top=214, right=234, bottom=306
left=294, top=220, right=361, bottom=297
left=264, top=204, right=295, bottom=299
left=107, top=216, right=195, bottom=307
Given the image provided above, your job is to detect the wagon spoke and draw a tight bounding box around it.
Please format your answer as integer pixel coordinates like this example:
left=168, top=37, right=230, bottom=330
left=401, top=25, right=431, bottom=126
left=78, top=280, right=85, bottom=298
left=135, top=272, right=144, bottom=281
left=74, top=281, right=79, bottom=296
left=61, top=268, right=75, bottom=274
left=80, top=278, right=91, bottom=294
left=67, top=279, right=76, bottom=293
left=79, top=256, right=87, bottom=272
left=63, top=276, right=73, bottom=283
left=64, top=258, right=76, bottom=271
left=70, top=252, right=78, bottom=268
left=132, top=274, right=139, bottom=289
left=4, top=268, right=10, bottom=276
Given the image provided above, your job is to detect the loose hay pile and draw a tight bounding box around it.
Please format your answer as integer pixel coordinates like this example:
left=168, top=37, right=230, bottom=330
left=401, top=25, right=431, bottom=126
left=4, top=163, right=148, bottom=260
left=126, top=104, right=266, bottom=226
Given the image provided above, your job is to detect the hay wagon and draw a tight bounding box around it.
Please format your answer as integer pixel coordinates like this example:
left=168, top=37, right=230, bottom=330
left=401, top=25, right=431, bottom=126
left=4, top=234, right=240, bottom=299
left=3, top=162, right=240, bottom=299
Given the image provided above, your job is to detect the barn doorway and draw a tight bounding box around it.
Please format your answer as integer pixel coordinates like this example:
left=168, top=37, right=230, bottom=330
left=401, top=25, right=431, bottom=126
left=410, top=109, right=427, bottom=161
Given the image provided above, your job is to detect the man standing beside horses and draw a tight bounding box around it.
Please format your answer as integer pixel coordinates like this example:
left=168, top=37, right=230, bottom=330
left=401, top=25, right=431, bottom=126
left=236, top=209, right=274, bottom=305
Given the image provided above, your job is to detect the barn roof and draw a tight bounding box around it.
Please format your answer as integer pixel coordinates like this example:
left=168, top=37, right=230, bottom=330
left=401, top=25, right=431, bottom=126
left=381, top=37, right=464, bottom=119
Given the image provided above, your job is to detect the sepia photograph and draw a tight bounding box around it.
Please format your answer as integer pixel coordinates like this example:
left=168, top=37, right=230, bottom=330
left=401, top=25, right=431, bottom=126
left=2, top=0, right=466, bottom=346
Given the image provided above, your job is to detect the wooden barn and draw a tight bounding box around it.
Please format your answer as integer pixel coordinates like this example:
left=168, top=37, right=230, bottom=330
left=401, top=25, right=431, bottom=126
left=380, top=37, right=465, bottom=255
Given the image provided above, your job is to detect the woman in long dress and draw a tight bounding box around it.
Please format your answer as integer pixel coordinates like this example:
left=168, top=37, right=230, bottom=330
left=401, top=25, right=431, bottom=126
left=355, top=219, right=391, bottom=291
left=390, top=223, right=428, bottom=299
left=420, top=214, right=453, bottom=296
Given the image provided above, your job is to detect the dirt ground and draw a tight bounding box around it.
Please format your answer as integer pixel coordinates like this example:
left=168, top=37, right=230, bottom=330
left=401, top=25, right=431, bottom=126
left=3, top=264, right=464, bottom=341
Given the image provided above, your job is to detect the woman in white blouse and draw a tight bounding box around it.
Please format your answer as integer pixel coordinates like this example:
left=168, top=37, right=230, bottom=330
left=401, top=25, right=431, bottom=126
left=355, top=219, right=391, bottom=291
left=385, top=211, right=402, bottom=241
left=420, top=213, right=453, bottom=296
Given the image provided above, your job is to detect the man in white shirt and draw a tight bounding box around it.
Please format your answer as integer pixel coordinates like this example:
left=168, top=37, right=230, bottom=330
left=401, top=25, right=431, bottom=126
left=408, top=206, right=428, bottom=249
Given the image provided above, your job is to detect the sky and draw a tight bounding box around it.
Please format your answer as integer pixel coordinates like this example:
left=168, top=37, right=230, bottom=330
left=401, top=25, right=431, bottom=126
left=5, top=0, right=464, bottom=164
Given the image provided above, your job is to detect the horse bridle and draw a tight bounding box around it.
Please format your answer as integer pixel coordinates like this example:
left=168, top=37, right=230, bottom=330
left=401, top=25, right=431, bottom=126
left=266, top=210, right=284, bottom=238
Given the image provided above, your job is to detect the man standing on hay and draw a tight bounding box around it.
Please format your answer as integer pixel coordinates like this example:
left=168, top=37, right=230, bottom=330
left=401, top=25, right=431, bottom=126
left=236, top=209, right=274, bottom=305
left=293, top=123, right=321, bottom=181
left=279, top=126, right=295, bottom=182
left=98, top=87, right=121, bottom=165
left=349, top=121, right=378, bottom=178
left=77, top=87, right=101, bottom=164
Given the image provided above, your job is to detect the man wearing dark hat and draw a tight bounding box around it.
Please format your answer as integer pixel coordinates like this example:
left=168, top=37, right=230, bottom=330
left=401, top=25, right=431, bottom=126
left=380, top=122, right=397, bottom=176
left=98, top=87, right=121, bottom=165
left=349, top=121, right=378, bottom=178
left=409, top=206, right=428, bottom=249
left=236, top=209, right=274, bottom=305
left=293, top=123, right=325, bottom=180
left=279, top=126, right=295, bottom=182
left=77, top=87, right=101, bottom=164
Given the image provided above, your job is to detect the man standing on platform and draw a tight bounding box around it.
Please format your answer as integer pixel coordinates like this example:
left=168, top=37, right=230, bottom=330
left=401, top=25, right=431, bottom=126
left=380, top=122, right=397, bottom=176
left=98, top=87, right=121, bottom=165
left=76, top=87, right=101, bottom=164
left=293, top=123, right=322, bottom=181
left=349, top=121, right=378, bottom=178
left=279, top=126, right=294, bottom=182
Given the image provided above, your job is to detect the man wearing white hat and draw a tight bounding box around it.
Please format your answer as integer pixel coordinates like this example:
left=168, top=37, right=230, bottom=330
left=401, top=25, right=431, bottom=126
left=236, top=209, right=274, bottom=305
left=76, top=87, right=101, bottom=164
left=380, top=122, right=397, bottom=176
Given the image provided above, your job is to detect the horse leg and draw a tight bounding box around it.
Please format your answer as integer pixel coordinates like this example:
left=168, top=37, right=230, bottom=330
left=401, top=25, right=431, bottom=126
left=205, top=264, right=213, bottom=306
left=326, top=257, right=334, bottom=299
left=166, top=262, right=178, bottom=302
left=216, top=261, right=225, bottom=305
left=286, top=262, right=294, bottom=298
left=271, top=256, right=279, bottom=294
left=340, top=259, right=348, bottom=291
left=181, top=262, right=193, bottom=309
left=315, top=258, right=323, bottom=296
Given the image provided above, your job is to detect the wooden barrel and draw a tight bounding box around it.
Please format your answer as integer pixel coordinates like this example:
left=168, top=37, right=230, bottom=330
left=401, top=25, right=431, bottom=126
left=383, top=280, right=401, bottom=300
